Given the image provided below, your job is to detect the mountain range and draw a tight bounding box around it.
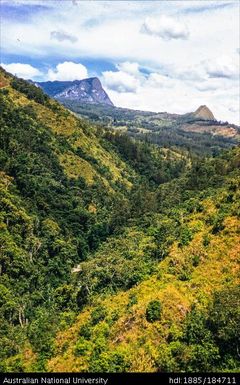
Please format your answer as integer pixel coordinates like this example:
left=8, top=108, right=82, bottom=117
left=35, top=77, right=239, bottom=154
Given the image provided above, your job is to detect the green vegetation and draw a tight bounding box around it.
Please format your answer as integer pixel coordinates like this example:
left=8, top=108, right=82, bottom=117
left=0, top=67, right=239, bottom=373
left=60, top=100, right=240, bottom=155
left=11, top=78, right=50, bottom=106
left=146, top=300, right=162, bottom=323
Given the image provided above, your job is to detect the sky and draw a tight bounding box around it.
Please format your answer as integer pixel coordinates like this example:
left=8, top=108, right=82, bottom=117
left=1, top=0, right=239, bottom=123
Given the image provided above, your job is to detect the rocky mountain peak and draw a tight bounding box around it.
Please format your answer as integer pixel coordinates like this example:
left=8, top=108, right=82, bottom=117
left=193, top=105, right=216, bottom=120
left=55, top=77, right=113, bottom=106
left=36, top=77, right=113, bottom=106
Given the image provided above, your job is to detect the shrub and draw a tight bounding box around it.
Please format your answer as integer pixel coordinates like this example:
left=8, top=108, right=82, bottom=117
left=179, top=226, right=193, bottom=247
left=0, top=89, right=9, bottom=96
left=127, top=293, right=138, bottom=308
left=211, top=214, right=225, bottom=234
left=179, top=271, right=192, bottom=281
left=74, top=337, right=91, bottom=356
left=91, top=306, right=106, bottom=325
left=146, top=300, right=162, bottom=323
left=76, top=285, right=89, bottom=309
left=89, top=350, right=130, bottom=372
left=79, top=324, right=92, bottom=340
left=203, top=234, right=210, bottom=247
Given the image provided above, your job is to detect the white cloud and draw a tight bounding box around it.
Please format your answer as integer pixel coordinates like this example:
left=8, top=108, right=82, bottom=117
left=116, top=62, right=140, bottom=75
left=47, top=61, right=88, bottom=81
left=194, top=77, right=234, bottom=92
left=147, top=73, right=175, bottom=88
left=228, top=105, right=238, bottom=113
left=141, top=15, right=189, bottom=40
left=102, top=61, right=147, bottom=92
left=204, top=56, right=238, bottom=79
left=102, top=69, right=141, bottom=93
left=1, top=1, right=239, bottom=123
left=1, top=62, right=42, bottom=79
left=50, top=30, right=78, bottom=43
left=1, top=2, right=237, bottom=71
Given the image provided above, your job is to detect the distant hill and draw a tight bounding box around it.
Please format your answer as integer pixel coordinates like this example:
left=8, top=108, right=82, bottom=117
left=36, top=77, right=113, bottom=106
left=59, top=100, right=240, bottom=155
left=34, top=79, right=239, bottom=154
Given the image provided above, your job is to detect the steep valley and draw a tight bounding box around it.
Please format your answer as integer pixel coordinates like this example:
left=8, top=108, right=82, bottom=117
left=0, top=67, right=239, bottom=373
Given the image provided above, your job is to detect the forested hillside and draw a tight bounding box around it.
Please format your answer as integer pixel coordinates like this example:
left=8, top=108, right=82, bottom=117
left=59, top=101, right=240, bottom=155
left=0, top=67, right=239, bottom=373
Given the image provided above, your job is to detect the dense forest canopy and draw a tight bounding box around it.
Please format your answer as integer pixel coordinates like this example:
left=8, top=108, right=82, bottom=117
left=0, top=67, right=239, bottom=372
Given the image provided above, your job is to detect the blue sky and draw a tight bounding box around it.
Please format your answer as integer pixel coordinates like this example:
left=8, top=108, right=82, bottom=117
left=1, top=0, right=239, bottom=123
